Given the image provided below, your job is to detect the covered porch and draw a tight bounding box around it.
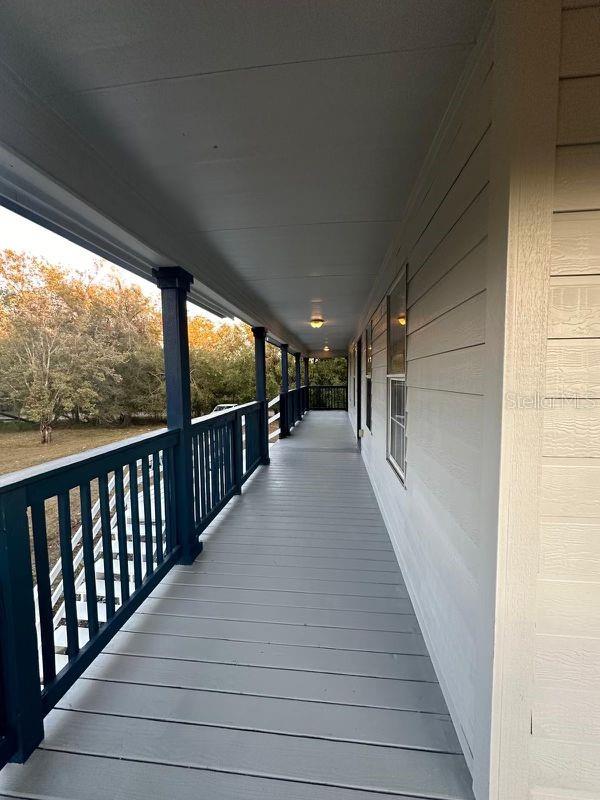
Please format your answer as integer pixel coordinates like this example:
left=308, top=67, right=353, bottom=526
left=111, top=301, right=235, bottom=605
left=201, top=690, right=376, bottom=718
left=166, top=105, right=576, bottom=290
left=0, top=412, right=472, bottom=800
left=2, top=2, right=594, bottom=798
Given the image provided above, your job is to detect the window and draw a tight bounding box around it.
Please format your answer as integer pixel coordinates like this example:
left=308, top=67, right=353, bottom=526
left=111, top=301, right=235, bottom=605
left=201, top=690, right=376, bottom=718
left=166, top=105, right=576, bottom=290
left=366, top=377, right=372, bottom=431
left=365, top=321, right=372, bottom=377
left=388, top=379, right=406, bottom=477
left=388, top=269, right=407, bottom=375
left=387, top=266, right=407, bottom=481
left=351, top=343, right=357, bottom=406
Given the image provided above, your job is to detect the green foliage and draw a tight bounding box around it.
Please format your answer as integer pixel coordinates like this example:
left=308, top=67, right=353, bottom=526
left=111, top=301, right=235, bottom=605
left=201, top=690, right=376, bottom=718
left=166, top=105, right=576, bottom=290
left=0, top=249, right=349, bottom=430
left=189, top=323, right=256, bottom=415
left=309, top=357, right=347, bottom=385
left=0, top=252, right=127, bottom=426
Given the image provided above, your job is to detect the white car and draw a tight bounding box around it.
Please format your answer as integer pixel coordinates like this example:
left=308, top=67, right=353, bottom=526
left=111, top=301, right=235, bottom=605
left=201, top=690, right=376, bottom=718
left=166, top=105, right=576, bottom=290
left=212, top=403, right=236, bottom=413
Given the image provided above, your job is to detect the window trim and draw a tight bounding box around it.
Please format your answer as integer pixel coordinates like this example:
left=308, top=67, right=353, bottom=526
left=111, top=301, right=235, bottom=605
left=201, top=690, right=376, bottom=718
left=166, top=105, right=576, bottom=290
left=386, top=265, right=408, bottom=484
left=351, top=342, right=357, bottom=407
left=387, top=377, right=407, bottom=482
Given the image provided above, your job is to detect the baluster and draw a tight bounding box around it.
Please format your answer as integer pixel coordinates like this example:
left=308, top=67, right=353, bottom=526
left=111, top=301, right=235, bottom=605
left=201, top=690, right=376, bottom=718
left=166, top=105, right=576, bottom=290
left=218, top=426, right=225, bottom=499
left=57, top=492, right=79, bottom=658
left=210, top=427, right=219, bottom=507
left=128, top=462, right=143, bottom=589
left=217, top=426, right=225, bottom=499
left=246, top=413, right=252, bottom=469
left=203, top=429, right=212, bottom=513
left=164, top=447, right=177, bottom=553
left=30, top=502, right=56, bottom=685
left=192, top=433, right=201, bottom=525
left=152, top=452, right=163, bottom=564
left=223, top=425, right=229, bottom=493
left=246, top=414, right=253, bottom=469
left=98, top=474, right=116, bottom=619
left=141, top=456, right=154, bottom=577
left=114, top=467, right=130, bottom=603
left=252, top=411, right=258, bottom=464
left=79, top=483, right=99, bottom=637
left=199, top=430, right=208, bottom=518
left=233, top=411, right=243, bottom=492
left=224, top=422, right=233, bottom=493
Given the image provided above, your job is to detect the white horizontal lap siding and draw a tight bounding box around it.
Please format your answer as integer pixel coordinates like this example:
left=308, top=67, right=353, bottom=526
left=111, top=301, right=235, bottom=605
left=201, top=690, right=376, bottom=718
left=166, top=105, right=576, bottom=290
left=533, top=4, right=600, bottom=797
left=354, top=19, right=494, bottom=797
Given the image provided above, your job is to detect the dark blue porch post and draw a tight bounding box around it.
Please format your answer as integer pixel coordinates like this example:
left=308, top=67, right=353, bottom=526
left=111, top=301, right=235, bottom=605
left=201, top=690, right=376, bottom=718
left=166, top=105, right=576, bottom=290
left=294, top=353, right=302, bottom=418
left=280, top=344, right=290, bottom=438
left=304, top=355, right=310, bottom=411
left=252, top=326, right=270, bottom=465
left=153, top=267, right=199, bottom=565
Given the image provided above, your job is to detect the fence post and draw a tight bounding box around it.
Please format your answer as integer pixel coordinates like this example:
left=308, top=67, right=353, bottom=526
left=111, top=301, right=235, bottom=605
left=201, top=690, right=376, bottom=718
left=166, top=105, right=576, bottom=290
left=252, top=327, right=270, bottom=465
left=280, top=344, right=290, bottom=437
left=153, top=267, right=199, bottom=564
left=0, top=488, right=44, bottom=762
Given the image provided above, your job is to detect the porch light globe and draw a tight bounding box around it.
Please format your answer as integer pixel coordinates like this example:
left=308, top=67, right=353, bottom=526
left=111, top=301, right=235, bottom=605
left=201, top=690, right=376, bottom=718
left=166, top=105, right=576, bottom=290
left=310, top=317, right=325, bottom=328
left=323, top=345, right=330, bottom=352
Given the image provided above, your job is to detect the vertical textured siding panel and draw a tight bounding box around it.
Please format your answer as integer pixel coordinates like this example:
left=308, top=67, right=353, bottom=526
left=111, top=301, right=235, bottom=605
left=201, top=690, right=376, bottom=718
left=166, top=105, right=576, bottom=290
left=533, top=3, right=600, bottom=796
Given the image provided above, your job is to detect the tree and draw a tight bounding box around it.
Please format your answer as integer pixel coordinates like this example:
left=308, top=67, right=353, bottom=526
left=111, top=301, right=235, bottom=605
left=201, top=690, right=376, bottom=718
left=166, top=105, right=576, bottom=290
left=188, top=319, right=257, bottom=415
left=0, top=249, right=348, bottom=436
left=0, top=251, right=126, bottom=437
left=309, top=357, right=347, bottom=385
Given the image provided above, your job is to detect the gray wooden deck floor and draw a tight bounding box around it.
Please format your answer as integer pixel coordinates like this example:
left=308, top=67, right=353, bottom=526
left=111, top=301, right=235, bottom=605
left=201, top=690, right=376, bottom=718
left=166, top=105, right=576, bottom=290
left=0, top=412, right=473, bottom=800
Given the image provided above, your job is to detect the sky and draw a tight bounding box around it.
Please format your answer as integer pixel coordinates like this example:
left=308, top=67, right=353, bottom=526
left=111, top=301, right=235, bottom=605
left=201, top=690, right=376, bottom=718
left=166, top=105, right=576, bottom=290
left=0, top=204, right=218, bottom=320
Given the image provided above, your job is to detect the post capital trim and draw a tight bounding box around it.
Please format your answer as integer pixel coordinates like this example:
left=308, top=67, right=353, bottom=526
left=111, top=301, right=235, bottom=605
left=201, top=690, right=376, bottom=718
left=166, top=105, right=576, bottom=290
left=251, top=326, right=267, bottom=340
left=152, top=266, right=194, bottom=293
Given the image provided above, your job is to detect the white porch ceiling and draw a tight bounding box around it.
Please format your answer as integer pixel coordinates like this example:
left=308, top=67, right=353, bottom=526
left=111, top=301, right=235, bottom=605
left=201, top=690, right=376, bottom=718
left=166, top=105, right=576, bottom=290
left=0, top=1, right=489, bottom=354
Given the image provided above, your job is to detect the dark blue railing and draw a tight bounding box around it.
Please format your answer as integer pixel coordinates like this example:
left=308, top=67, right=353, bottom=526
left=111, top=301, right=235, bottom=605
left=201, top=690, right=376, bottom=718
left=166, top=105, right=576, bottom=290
left=190, top=401, right=263, bottom=535
left=279, top=386, right=307, bottom=437
left=0, top=398, right=268, bottom=768
left=308, top=384, right=348, bottom=410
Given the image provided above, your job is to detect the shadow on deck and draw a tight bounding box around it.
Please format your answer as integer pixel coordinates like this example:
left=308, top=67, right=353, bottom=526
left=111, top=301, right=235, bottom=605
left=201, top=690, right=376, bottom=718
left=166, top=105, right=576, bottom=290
left=0, top=412, right=473, bottom=800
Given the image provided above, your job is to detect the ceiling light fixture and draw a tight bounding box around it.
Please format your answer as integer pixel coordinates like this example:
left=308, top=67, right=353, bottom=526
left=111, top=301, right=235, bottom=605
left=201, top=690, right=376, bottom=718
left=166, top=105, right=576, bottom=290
left=310, top=317, right=325, bottom=329
left=323, top=344, right=330, bottom=352
left=398, top=315, right=406, bottom=326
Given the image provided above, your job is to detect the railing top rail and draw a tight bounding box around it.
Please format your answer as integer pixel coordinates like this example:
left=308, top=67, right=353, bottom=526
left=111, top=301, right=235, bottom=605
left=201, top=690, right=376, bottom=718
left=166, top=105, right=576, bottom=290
left=191, top=400, right=261, bottom=428
left=0, top=427, right=176, bottom=497
left=267, top=396, right=280, bottom=408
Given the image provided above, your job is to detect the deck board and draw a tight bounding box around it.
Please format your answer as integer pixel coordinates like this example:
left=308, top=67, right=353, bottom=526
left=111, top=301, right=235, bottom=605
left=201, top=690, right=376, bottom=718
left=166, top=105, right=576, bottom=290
left=0, top=411, right=474, bottom=800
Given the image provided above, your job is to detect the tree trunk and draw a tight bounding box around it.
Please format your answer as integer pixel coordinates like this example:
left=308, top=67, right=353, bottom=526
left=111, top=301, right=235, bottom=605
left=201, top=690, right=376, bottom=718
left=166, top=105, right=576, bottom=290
left=40, top=422, right=52, bottom=444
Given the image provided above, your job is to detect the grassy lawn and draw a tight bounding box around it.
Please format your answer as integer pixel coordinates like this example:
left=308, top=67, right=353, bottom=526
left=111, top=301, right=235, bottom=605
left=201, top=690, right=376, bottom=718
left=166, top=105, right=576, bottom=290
left=0, top=424, right=162, bottom=572
left=0, top=424, right=162, bottom=476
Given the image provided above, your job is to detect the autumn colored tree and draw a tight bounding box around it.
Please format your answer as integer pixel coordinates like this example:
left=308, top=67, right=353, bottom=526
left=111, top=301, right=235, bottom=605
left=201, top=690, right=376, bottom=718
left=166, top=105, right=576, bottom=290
left=0, top=249, right=347, bottom=438
left=0, top=251, right=127, bottom=436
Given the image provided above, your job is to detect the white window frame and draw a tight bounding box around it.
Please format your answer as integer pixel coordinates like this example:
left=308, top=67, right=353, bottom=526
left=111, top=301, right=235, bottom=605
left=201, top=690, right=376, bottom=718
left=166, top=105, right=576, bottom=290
left=387, top=378, right=407, bottom=481
left=386, top=266, right=407, bottom=484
